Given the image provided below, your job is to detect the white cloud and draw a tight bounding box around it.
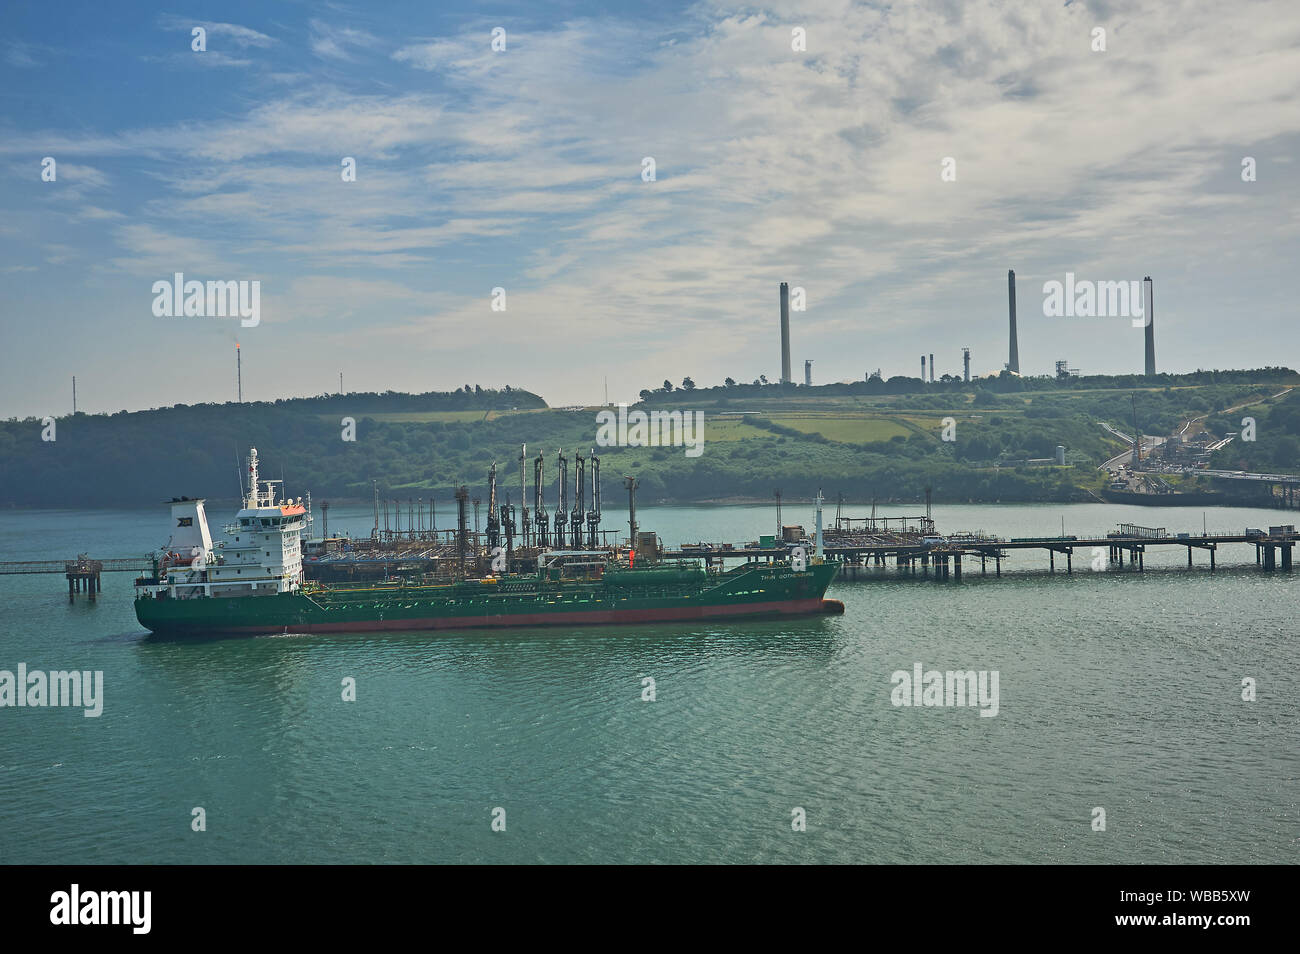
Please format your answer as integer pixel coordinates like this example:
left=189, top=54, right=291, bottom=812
left=309, top=19, right=381, bottom=61
left=156, top=15, right=276, bottom=48
left=4, top=42, right=39, bottom=67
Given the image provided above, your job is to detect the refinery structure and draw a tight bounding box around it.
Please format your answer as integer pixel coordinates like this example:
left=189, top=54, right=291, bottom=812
left=299, top=444, right=636, bottom=584
left=776, top=265, right=1158, bottom=389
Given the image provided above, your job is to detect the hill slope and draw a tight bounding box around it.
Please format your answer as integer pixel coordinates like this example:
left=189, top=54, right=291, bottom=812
left=1, top=374, right=1296, bottom=509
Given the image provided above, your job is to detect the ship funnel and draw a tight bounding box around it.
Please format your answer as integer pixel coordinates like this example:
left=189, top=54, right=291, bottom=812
left=167, top=498, right=213, bottom=561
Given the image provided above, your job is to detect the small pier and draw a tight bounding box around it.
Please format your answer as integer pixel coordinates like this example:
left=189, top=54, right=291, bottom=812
left=1, top=524, right=1294, bottom=598
left=0, top=556, right=147, bottom=601
left=65, top=557, right=102, bottom=601
left=663, top=522, right=1298, bottom=580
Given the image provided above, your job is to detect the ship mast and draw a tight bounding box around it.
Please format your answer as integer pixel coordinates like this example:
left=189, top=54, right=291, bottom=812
left=588, top=450, right=601, bottom=548
left=519, top=443, right=529, bottom=548
left=814, top=489, right=824, bottom=561
left=624, top=475, right=639, bottom=554
left=553, top=449, right=567, bottom=549
left=486, top=462, right=499, bottom=550
left=572, top=452, right=585, bottom=549
left=533, top=451, right=547, bottom=549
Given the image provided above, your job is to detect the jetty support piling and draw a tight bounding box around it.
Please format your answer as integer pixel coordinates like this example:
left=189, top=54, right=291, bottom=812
left=64, top=558, right=102, bottom=602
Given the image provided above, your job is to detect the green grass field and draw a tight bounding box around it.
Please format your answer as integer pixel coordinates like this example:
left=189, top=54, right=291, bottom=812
left=765, top=414, right=911, bottom=443
left=698, top=418, right=772, bottom=441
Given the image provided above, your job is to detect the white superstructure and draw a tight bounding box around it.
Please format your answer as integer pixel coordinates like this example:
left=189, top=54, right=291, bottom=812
left=139, top=447, right=306, bottom=600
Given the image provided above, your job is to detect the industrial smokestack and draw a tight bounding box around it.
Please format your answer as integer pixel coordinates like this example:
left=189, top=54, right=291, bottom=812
left=236, top=341, right=242, bottom=402
left=962, top=347, right=971, bottom=382
left=804, top=359, right=812, bottom=387
left=1007, top=270, right=1020, bottom=373
left=921, top=355, right=926, bottom=380
left=1143, top=276, right=1155, bottom=376
left=929, top=353, right=935, bottom=382
left=779, top=282, right=792, bottom=384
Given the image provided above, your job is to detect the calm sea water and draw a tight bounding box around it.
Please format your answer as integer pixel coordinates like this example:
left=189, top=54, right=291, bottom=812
left=0, top=500, right=1296, bottom=864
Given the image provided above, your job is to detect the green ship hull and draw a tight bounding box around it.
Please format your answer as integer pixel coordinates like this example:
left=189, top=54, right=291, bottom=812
left=135, top=561, right=842, bottom=636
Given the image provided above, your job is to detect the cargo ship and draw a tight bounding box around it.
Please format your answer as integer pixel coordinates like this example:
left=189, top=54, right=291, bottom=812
left=134, top=448, right=842, bottom=636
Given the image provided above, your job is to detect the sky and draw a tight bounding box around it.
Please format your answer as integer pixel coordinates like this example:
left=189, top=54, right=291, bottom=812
left=1, top=0, right=1298, bottom=419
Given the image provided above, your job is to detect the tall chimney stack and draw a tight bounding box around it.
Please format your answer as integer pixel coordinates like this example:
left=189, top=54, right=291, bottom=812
left=804, top=359, right=812, bottom=387
left=1007, top=270, right=1020, bottom=373
left=930, top=353, right=935, bottom=382
left=962, top=347, right=971, bottom=382
left=1143, top=276, right=1155, bottom=376
left=921, top=355, right=926, bottom=380
left=779, top=282, right=792, bottom=384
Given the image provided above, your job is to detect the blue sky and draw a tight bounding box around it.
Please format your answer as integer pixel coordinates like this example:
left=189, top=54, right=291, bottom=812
left=2, top=0, right=1298, bottom=418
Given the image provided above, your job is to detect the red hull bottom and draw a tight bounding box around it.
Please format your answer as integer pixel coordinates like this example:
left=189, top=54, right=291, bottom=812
left=165, top=597, right=842, bottom=636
